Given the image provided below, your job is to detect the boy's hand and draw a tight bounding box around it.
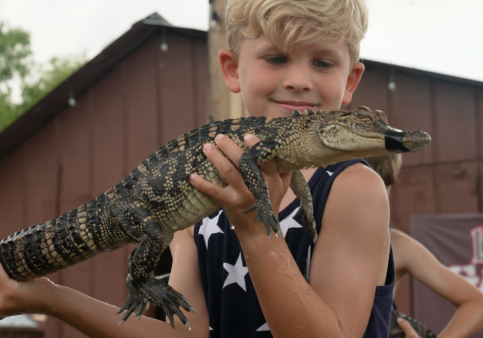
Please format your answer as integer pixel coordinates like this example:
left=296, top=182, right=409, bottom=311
left=0, top=263, right=54, bottom=318
left=397, top=317, right=422, bottom=338
left=189, top=134, right=291, bottom=236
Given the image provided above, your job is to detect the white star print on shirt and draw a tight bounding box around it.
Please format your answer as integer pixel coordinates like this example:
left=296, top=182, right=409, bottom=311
left=326, top=170, right=334, bottom=176
left=198, top=211, right=223, bottom=249
left=223, top=253, right=249, bottom=291
left=279, top=207, right=303, bottom=237
left=256, top=322, right=270, bottom=331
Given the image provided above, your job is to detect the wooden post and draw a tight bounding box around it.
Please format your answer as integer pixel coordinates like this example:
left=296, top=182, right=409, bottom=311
left=208, top=0, right=244, bottom=122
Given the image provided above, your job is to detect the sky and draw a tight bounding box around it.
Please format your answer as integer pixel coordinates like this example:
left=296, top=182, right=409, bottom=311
left=0, top=0, right=482, bottom=84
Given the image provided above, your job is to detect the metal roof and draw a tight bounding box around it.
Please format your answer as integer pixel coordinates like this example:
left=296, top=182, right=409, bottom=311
left=362, top=58, right=483, bottom=89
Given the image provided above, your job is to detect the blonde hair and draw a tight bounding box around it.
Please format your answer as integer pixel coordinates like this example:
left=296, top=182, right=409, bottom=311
left=364, top=154, right=403, bottom=188
left=225, top=0, right=368, bottom=65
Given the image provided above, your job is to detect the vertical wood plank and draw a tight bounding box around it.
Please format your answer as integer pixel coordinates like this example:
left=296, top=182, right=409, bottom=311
left=479, top=161, right=483, bottom=213
left=349, top=68, right=389, bottom=115
left=433, top=162, right=479, bottom=214
left=0, top=148, right=25, bottom=239
left=389, top=74, right=433, bottom=165
left=390, top=167, right=436, bottom=234
left=477, top=89, right=483, bottom=160
left=209, top=0, right=233, bottom=121
left=125, top=37, right=158, bottom=170
left=158, top=32, right=197, bottom=144
left=391, top=166, right=436, bottom=317
left=193, top=38, right=209, bottom=127
left=90, top=66, right=128, bottom=309
left=57, top=91, right=94, bottom=338
left=24, top=120, right=62, bottom=338
left=123, top=36, right=159, bottom=312
left=432, top=82, right=477, bottom=163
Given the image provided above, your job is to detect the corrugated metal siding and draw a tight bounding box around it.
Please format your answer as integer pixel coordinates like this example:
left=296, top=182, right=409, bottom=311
left=0, top=30, right=207, bottom=338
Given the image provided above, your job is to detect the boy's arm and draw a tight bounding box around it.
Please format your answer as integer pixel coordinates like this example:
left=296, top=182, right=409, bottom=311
left=392, top=229, right=483, bottom=338
left=190, top=134, right=390, bottom=338
left=0, top=227, right=209, bottom=338
left=168, top=226, right=210, bottom=335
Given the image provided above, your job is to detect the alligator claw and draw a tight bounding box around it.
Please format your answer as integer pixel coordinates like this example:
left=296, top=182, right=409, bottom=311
left=294, top=206, right=317, bottom=243
left=118, top=274, right=195, bottom=328
left=243, top=202, right=280, bottom=238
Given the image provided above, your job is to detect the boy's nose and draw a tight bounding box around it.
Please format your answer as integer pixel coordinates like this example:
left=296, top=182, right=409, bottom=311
left=283, top=66, right=312, bottom=92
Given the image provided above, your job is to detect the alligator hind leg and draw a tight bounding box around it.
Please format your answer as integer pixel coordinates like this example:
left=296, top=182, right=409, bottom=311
left=290, top=171, right=317, bottom=243
left=117, top=211, right=194, bottom=328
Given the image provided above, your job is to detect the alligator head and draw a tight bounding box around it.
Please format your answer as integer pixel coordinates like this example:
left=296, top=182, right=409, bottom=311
left=318, top=106, right=431, bottom=158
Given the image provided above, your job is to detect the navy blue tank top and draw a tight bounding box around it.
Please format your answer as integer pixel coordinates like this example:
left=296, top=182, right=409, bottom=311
left=194, top=159, right=394, bottom=337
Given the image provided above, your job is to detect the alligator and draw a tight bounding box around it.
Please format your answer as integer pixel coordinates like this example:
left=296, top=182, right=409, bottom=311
left=390, top=309, right=436, bottom=338
left=0, top=106, right=431, bottom=329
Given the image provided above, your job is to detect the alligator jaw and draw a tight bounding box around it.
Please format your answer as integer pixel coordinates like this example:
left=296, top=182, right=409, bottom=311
left=385, top=128, right=431, bottom=153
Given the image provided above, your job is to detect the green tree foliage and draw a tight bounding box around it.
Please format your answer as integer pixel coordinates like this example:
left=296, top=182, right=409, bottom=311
left=0, top=22, right=32, bottom=131
left=0, top=22, right=32, bottom=83
left=0, top=22, right=86, bottom=133
left=18, top=55, right=86, bottom=113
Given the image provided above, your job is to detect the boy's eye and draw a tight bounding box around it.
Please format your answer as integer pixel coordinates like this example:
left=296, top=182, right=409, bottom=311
left=313, top=60, right=331, bottom=69
left=266, top=56, right=287, bottom=64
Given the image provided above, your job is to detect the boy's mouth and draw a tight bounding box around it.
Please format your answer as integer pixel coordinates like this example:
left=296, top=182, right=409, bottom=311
left=272, top=100, right=318, bottom=112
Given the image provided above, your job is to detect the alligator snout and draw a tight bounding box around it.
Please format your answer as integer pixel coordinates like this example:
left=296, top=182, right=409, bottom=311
left=402, top=130, right=432, bottom=152
left=385, top=128, right=431, bottom=153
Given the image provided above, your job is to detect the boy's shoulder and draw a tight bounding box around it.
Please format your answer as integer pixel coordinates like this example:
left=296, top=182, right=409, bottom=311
left=324, top=162, right=388, bottom=230
left=334, top=162, right=385, bottom=191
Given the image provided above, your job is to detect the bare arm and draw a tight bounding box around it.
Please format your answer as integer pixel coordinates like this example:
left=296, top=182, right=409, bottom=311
left=190, top=134, right=390, bottom=338
left=392, top=229, right=483, bottom=338
left=0, top=227, right=209, bottom=338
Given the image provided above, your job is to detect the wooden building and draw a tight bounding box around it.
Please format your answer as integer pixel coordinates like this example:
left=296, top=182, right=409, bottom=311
left=0, top=9, right=483, bottom=338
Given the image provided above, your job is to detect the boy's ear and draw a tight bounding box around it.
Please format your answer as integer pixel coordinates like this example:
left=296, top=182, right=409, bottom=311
left=219, top=48, right=241, bottom=93
left=342, top=62, right=365, bottom=105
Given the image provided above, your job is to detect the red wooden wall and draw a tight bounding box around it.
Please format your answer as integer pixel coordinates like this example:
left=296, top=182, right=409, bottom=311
left=0, top=30, right=207, bottom=338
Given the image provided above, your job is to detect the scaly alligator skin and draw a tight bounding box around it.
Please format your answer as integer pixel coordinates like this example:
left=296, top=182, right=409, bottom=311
left=390, top=310, right=437, bottom=338
left=0, top=107, right=431, bottom=328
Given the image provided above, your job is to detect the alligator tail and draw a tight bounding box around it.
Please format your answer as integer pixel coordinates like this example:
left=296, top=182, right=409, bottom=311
left=0, top=193, right=131, bottom=281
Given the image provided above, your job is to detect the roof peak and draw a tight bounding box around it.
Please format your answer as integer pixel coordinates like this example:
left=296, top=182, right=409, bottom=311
left=142, top=12, right=172, bottom=27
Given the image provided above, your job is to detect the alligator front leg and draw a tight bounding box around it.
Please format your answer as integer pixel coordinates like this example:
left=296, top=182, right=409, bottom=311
left=238, top=139, right=282, bottom=238
left=117, top=207, right=194, bottom=328
left=290, top=170, right=317, bottom=243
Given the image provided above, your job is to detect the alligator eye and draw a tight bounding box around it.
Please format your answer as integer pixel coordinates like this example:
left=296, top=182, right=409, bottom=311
left=354, top=108, right=369, bottom=119
left=375, top=110, right=388, bottom=124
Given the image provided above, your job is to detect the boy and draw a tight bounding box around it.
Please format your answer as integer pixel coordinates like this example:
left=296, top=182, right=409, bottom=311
left=0, top=0, right=393, bottom=337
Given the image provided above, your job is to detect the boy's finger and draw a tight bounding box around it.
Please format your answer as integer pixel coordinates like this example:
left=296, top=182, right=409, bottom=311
left=189, top=173, right=226, bottom=203
left=202, top=143, right=245, bottom=190
left=243, top=134, right=260, bottom=148
left=397, top=317, right=420, bottom=338
left=214, top=134, right=245, bottom=167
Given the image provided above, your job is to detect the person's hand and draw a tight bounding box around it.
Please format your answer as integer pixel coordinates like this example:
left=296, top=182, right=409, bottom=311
left=0, top=263, right=54, bottom=318
left=190, top=134, right=291, bottom=234
left=397, top=317, right=422, bottom=338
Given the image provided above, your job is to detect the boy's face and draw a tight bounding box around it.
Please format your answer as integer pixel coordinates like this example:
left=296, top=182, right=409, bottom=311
left=220, top=34, right=364, bottom=118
